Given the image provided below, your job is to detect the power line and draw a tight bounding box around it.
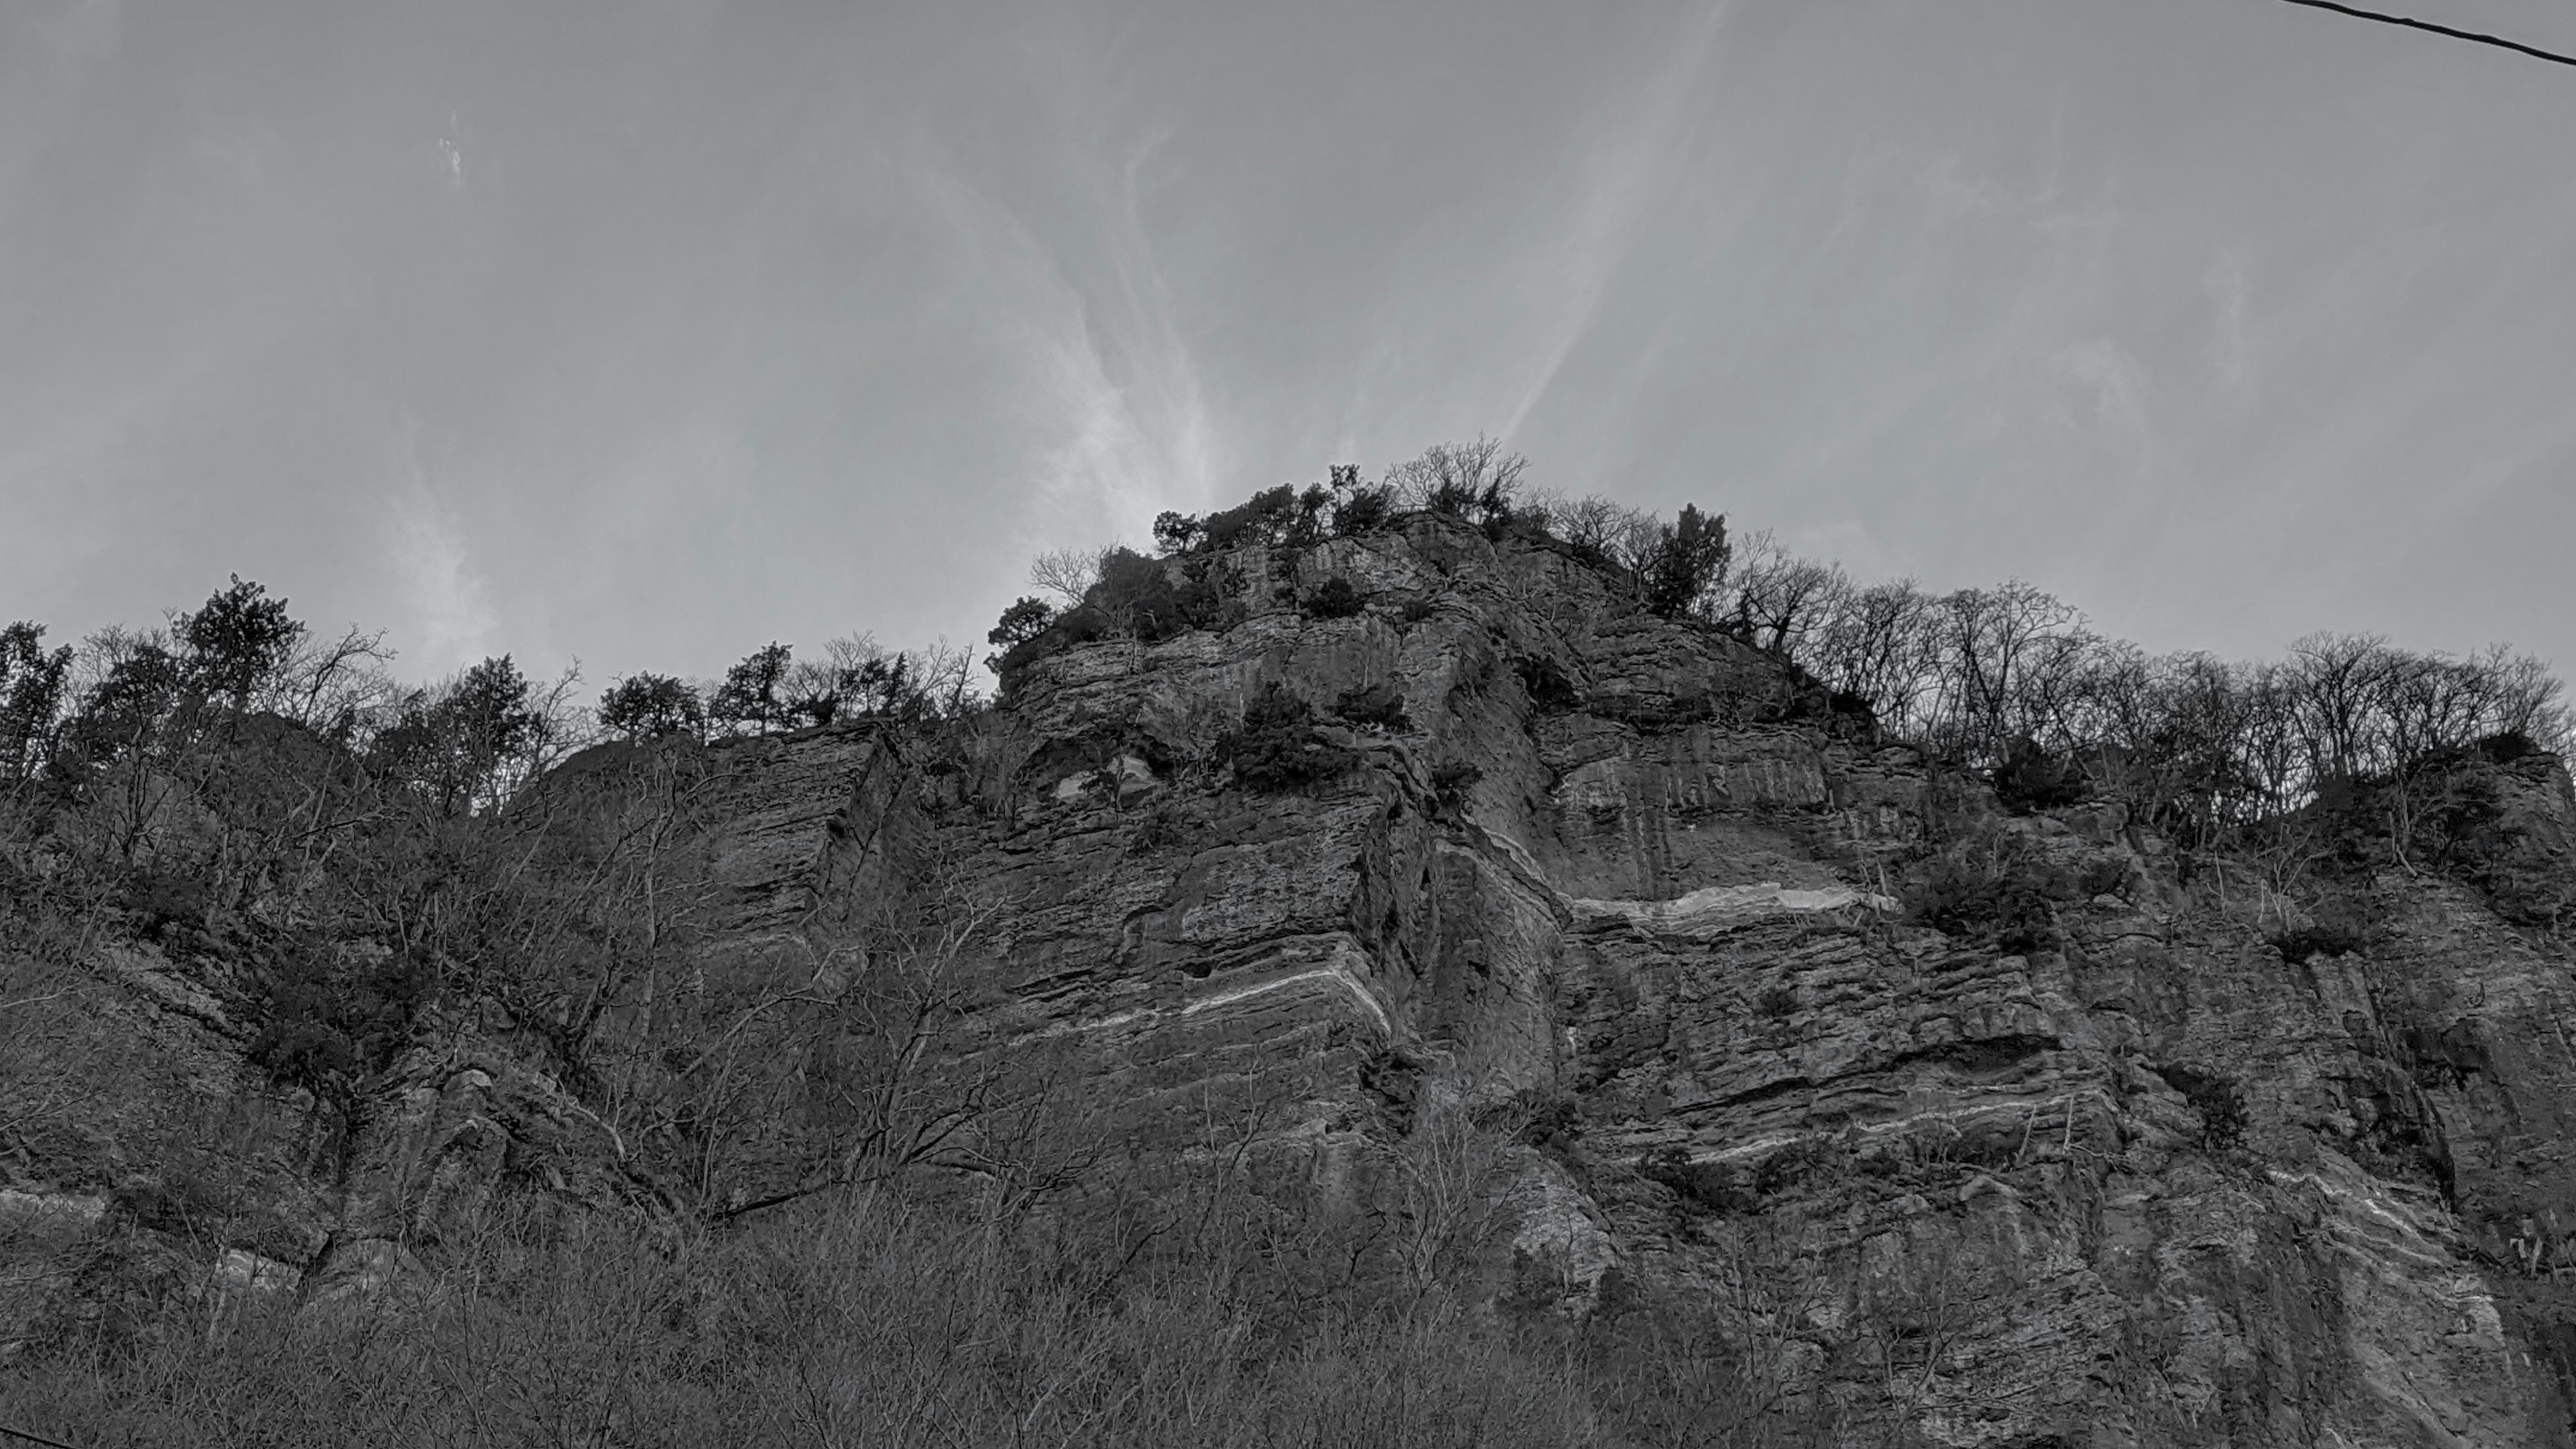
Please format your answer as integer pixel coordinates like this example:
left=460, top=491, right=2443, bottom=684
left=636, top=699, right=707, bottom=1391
left=0, top=1425, right=80, bottom=1449
left=2275, top=0, right=2576, bottom=68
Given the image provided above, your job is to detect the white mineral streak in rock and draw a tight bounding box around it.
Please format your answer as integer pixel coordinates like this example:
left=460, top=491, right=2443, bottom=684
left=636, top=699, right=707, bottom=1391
left=214, top=1248, right=303, bottom=1295
left=1678, top=1089, right=2114, bottom=1168
left=1010, top=945, right=1396, bottom=1047
left=2263, top=1155, right=2516, bottom=1444
left=1568, top=881, right=1898, bottom=935
left=1183, top=963, right=1393, bottom=1038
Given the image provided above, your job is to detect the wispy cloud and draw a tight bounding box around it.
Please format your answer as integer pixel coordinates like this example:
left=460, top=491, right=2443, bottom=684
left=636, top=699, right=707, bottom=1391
left=384, top=426, right=495, bottom=676
left=914, top=133, right=1218, bottom=555
left=1501, top=3, right=1729, bottom=443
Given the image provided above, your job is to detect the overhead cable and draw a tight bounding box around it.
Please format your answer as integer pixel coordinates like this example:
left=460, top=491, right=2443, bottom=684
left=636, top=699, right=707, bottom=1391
left=2275, top=0, right=2576, bottom=68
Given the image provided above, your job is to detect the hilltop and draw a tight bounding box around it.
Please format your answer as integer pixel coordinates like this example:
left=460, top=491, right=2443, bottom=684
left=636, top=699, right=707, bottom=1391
left=6, top=448, right=2576, bottom=1446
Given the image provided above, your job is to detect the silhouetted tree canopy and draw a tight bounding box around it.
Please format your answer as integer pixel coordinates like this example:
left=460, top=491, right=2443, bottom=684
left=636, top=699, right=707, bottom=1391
left=711, top=643, right=795, bottom=735
left=598, top=672, right=704, bottom=741
left=177, top=575, right=306, bottom=708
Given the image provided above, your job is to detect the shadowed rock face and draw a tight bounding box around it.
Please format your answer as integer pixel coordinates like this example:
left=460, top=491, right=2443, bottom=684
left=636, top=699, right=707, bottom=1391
left=13, top=515, right=2576, bottom=1446
left=890, top=516, right=2576, bottom=1446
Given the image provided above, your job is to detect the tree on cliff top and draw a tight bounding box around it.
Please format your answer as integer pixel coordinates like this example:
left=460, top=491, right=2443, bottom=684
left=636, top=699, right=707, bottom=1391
left=598, top=672, right=704, bottom=741
left=176, top=574, right=307, bottom=710
left=0, top=623, right=71, bottom=784
left=711, top=643, right=794, bottom=735
left=1642, top=504, right=1730, bottom=619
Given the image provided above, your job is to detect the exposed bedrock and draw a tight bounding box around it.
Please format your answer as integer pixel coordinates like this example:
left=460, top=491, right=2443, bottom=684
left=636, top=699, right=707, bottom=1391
left=903, top=518, right=2576, bottom=1446
left=13, top=516, right=2576, bottom=1446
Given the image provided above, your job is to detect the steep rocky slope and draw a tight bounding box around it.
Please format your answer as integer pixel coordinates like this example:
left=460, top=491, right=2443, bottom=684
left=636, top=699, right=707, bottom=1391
left=9, top=514, right=2576, bottom=1446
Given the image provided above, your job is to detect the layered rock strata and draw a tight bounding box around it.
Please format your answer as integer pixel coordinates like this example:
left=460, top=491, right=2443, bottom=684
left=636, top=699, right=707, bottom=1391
left=11, top=515, right=2576, bottom=1448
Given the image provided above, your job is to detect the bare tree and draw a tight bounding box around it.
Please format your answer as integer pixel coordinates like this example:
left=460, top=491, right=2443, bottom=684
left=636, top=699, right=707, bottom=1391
left=1383, top=438, right=1528, bottom=517
left=1028, top=547, right=1108, bottom=609
left=1727, top=532, right=1843, bottom=654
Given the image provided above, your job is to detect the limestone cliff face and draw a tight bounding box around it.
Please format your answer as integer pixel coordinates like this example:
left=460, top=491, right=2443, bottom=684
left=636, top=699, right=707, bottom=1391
left=12, top=515, right=2576, bottom=1447
left=902, top=517, right=2576, bottom=1446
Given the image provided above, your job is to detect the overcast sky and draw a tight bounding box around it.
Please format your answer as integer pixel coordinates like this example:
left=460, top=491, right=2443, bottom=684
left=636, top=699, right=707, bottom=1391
left=5, top=0, right=2574, bottom=694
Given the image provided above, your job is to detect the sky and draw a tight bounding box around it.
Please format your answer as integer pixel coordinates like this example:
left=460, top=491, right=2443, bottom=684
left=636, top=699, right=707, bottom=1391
left=5, top=0, right=2575, bottom=696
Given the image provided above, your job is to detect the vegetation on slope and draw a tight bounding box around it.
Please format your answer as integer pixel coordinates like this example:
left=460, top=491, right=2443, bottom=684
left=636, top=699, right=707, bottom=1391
left=992, top=440, right=2566, bottom=864
left=5, top=1145, right=1851, bottom=1448
left=3, top=439, right=2572, bottom=1442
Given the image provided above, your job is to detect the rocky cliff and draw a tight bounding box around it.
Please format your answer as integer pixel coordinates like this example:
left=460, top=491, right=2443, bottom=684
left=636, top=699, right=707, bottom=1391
left=9, top=513, right=2576, bottom=1447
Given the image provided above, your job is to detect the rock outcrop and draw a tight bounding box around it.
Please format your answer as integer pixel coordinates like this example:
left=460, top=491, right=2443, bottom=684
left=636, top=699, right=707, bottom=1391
left=11, top=513, right=2576, bottom=1447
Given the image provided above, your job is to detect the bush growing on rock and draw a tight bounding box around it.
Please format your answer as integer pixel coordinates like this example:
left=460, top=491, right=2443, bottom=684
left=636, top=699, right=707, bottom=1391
left=1094, top=549, right=1229, bottom=641
left=1309, top=576, right=1366, bottom=619
left=1201, top=485, right=1299, bottom=552
left=2271, top=920, right=2369, bottom=963
left=1906, top=837, right=2068, bottom=954
left=1430, top=759, right=1483, bottom=804
left=1514, top=655, right=1580, bottom=711
left=985, top=597, right=1055, bottom=652
left=1334, top=484, right=1395, bottom=535
left=1150, top=510, right=1203, bottom=554
left=598, top=672, right=704, bottom=741
left=245, top=942, right=435, bottom=1106
left=1217, top=683, right=1354, bottom=791
left=1990, top=737, right=2088, bottom=814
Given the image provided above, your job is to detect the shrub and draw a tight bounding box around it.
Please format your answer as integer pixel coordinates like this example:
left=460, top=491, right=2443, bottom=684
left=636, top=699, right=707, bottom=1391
left=1333, top=682, right=1411, bottom=733
left=1126, top=801, right=1204, bottom=856
left=246, top=943, right=435, bottom=1104
left=1990, top=737, right=2088, bottom=814
left=119, top=870, right=211, bottom=951
left=2272, top=921, right=2367, bottom=963
left=1093, top=550, right=1230, bottom=643
left=1309, top=577, right=1366, bottom=620
left=1907, top=841, right=2061, bottom=955
left=1151, top=511, right=1203, bottom=554
left=1335, top=486, right=1395, bottom=535
left=2477, top=729, right=2542, bottom=764
left=1431, top=760, right=1483, bottom=804
left=985, top=597, right=1054, bottom=651
left=1217, top=683, right=1354, bottom=792
left=1514, top=655, right=1579, bottom=711
left=989, top=606, right=1106, bottom=683
left=1202, top=486, right=1298, bottom=552
left=598, top=672, right=704, bottom=741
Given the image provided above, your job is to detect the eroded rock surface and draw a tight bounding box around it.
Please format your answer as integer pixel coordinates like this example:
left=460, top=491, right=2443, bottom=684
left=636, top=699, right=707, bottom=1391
left=11, top=515, right=2576, bottom=1448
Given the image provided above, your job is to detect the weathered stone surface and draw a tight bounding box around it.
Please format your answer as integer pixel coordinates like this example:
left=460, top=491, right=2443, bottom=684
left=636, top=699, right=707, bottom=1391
left=919, top=515, right=2576, bottom=1444
left=11, top=514, right=2576, bottom=1446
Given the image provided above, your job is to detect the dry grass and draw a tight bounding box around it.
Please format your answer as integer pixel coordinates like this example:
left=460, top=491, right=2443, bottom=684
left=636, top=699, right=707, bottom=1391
left=3, top=1181, right=1834, bottom=1449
